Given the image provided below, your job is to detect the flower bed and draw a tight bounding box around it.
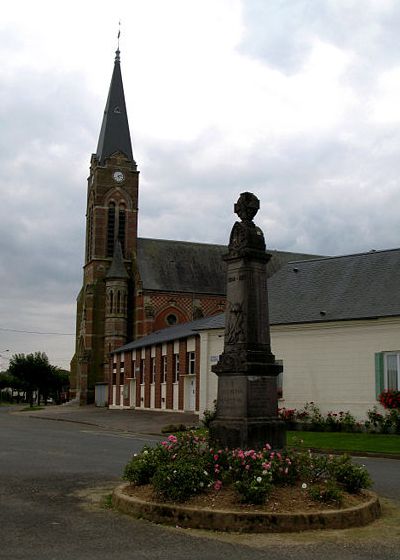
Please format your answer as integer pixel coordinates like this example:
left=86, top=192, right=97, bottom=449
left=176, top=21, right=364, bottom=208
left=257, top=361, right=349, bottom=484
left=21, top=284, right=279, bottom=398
left=278, top=401, right=400, bottom=434
left=122, top=432, right=372, bottom=507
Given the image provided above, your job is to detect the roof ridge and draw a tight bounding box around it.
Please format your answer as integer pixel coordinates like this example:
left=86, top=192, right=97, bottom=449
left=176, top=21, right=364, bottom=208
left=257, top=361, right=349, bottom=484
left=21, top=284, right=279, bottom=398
left=137, top=237, right=322, bottom=256
left=138, top=237, right=226, bottom=248
left=287, top=246, right=400, bottom=265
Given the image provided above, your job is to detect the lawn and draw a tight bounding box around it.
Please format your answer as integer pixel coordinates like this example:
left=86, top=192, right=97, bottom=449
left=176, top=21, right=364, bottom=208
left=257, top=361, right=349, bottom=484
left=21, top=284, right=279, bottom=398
left=287, top=430, right=400, bottom=455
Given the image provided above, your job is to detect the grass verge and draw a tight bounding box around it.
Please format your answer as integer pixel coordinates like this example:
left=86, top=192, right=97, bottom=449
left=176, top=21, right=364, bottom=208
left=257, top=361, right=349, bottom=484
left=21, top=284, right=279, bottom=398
left=288, top=431, right=400, bottom=455
left=20, top=405, right=45, bottom=412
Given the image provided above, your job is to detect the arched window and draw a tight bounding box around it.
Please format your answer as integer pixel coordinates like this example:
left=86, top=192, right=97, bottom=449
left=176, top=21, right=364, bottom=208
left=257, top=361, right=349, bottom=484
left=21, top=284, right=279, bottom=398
left=109, top=290, right=114, bottom=314
left=107, top=202, right=116, bottom=257
left=117, top=290, right=121, bottom=313
left=118, top=204, right=126, bottom=256
left=86, top=206, right=94, bottom=262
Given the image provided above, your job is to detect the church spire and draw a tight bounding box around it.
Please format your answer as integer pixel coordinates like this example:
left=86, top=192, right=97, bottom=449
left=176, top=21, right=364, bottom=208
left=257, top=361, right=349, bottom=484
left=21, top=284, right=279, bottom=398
left=96, top=46, right=135, bottom=165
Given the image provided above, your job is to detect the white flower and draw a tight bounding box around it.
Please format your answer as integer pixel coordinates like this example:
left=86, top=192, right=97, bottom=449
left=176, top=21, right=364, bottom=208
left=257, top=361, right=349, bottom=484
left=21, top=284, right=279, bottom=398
left=199, top=482, right=204, bottom=488
left=256, top=476, right=262, bottom=483
left=143, top=450, right=149, bottom=455
left=262, top=470, right=268, bottom=475
left=203, top=470, right=208, bottom=476
left=301, top=483, right=307, bottom=489
left=133, top=453, right=137, bottom=457
left=173, top=470, right=177, bottom=474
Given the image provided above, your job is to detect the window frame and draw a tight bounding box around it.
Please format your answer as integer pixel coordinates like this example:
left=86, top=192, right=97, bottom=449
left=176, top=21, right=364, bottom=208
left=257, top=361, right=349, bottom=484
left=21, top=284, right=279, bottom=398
left=173, top=354, right=179, bottom=384
left=161, top=355, right=167, bottom=384
left=383, top=351, right=400, bottom=390
left=187, top=351, right=195, bottom=375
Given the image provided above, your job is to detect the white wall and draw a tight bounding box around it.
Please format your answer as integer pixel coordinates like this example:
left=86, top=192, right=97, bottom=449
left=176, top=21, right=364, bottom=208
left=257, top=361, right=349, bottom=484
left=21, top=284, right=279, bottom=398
left=271, top=317, right=400, bottom=419
left=199, top=317, right=400, bottom=420
left=198, top=330, right=222, bottom=417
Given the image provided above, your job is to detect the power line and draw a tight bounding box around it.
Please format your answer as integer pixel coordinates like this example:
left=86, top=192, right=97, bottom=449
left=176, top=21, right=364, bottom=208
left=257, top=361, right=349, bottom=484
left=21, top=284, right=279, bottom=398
left=0, top=327, right=75, bottom=336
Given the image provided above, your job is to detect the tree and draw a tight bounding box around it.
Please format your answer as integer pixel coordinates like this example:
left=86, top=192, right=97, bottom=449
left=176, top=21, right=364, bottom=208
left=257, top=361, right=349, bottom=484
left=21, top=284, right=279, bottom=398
left=48, top=368, right=70, bottom=404
left=7, top=352, right=54, bottom=407
left=0, top=371, right=13, bottom=403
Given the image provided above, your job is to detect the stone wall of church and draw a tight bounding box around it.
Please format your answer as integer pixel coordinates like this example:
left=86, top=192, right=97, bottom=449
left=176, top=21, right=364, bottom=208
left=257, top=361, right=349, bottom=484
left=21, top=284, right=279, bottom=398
left=134, top=291, right=226, bottom=338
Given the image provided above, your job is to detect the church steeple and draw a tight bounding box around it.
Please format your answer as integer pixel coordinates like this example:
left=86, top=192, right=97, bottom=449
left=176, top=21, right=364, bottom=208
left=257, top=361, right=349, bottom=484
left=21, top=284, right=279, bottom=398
left=72, top=42, right=139, bottom=405
left=96, top=48, right=135, bottom=165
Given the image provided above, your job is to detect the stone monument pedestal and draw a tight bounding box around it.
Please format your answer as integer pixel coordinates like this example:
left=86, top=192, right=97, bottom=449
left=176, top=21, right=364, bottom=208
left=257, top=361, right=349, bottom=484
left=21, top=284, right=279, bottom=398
left=210, top=375, right=286, bottom=450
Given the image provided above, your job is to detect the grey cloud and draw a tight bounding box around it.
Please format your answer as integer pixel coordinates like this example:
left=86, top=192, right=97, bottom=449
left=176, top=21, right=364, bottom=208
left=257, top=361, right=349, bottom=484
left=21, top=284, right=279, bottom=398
left=240, top=1, right=400, bottom=79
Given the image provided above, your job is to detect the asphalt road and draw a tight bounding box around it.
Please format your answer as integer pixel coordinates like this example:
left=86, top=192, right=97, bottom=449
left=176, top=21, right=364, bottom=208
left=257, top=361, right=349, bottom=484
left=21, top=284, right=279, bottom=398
left=1, top=407, right=399, bottom=560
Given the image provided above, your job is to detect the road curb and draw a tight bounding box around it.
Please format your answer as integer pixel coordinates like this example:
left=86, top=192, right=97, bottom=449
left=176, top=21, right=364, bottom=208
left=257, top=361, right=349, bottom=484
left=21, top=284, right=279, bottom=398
left=112, top=484, right=381, bottom=533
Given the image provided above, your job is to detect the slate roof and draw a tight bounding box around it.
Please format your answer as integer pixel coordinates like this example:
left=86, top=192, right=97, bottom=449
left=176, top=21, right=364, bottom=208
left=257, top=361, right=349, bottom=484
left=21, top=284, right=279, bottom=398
left=116, top=314, right=224, bottom=353
left=96, top=50, right=135, bottom=165
left=136, top=237, right=319, bottom=294
left=268, top=248, right=400, bottom=324
left=114, top=247, right=400, bottom=353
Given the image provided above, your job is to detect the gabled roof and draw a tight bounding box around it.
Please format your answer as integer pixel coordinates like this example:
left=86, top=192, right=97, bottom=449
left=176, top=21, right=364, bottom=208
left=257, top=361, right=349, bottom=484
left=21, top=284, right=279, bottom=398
left=268, top=247, right=400, bottom=324
left=96, top=49, right=134, bottom=165
left=136, top=237, right=319, bottom=294
left=114, top=247, right=400, bottom=353
left=116, top=314, right=224, bottom=353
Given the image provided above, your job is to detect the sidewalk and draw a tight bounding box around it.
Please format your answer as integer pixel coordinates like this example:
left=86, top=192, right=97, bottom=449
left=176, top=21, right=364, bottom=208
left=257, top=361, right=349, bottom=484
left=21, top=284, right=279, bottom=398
left=13, top=404, right=200, bottom=436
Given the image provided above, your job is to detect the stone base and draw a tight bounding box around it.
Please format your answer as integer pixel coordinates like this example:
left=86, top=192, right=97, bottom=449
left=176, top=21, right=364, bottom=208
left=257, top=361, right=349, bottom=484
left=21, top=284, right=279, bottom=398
left=209, top=417, right=286, bottom=450
left=113, top=485, right=381, bottom=533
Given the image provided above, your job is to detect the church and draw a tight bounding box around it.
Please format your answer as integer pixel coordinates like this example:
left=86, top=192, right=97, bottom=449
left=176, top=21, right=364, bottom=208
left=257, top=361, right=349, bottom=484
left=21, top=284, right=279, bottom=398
left=69, top=48, right=316, bottom=405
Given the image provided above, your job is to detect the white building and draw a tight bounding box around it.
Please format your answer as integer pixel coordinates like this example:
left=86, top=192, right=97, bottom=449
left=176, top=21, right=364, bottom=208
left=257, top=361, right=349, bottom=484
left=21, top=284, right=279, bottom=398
left=110, top=248, right=400, bottom=420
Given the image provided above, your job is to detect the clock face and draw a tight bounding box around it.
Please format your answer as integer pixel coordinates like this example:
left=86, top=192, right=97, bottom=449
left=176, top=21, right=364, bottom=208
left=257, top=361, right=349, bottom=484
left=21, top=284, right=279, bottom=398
left=113, top=170, right=125, bottom=183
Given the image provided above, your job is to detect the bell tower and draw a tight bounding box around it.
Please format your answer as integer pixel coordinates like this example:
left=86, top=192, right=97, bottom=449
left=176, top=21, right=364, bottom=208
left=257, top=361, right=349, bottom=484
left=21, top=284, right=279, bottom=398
left=71, top=47, right=139, bottom=404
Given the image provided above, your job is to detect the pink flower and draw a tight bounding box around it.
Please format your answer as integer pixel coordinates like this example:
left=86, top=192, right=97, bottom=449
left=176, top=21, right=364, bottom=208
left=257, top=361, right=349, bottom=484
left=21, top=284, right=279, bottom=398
left=167, top=435, right=177, bottom=443
left=213, top=454, right=219, bottom=461
left=265, top=443, right=271, bottom=450
left=214, top=480, right=222, bottom=491
left=245, top=464, right=251, bottom=470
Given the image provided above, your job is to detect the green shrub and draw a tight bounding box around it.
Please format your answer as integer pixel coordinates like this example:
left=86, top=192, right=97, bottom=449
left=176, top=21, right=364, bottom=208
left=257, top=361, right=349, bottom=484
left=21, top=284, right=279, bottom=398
left=152, top=457, right=211, bottom=502
left=234, top=473, right=272, bottom=505
left=365, top=406, right=399, bottom=434
left=389, top=409, right=400, bottom=434
left=123, top=445, right=167, bottom=485
left=308, top=481, right=343, bottom=505
left=339, top=411, right=357, bottom=432
left=330, top=454, right=372, bottom=494
left=298, top=453, right=331, bottom=483
left=301, top=402, right=326, bottom=430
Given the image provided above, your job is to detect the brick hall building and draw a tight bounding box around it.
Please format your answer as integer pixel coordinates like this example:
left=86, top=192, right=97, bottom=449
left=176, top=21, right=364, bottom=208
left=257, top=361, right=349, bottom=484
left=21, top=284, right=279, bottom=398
left=70, top=47, right=315, bottom=405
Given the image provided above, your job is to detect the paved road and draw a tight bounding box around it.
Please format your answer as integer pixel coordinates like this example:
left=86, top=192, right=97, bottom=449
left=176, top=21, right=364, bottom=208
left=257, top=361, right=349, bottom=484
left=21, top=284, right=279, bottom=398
left=1, top=407, right=399, bottom=560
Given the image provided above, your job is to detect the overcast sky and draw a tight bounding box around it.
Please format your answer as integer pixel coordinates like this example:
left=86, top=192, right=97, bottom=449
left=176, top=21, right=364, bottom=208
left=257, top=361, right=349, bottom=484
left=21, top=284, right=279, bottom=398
left=2, top=0, right=400, bottom=370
